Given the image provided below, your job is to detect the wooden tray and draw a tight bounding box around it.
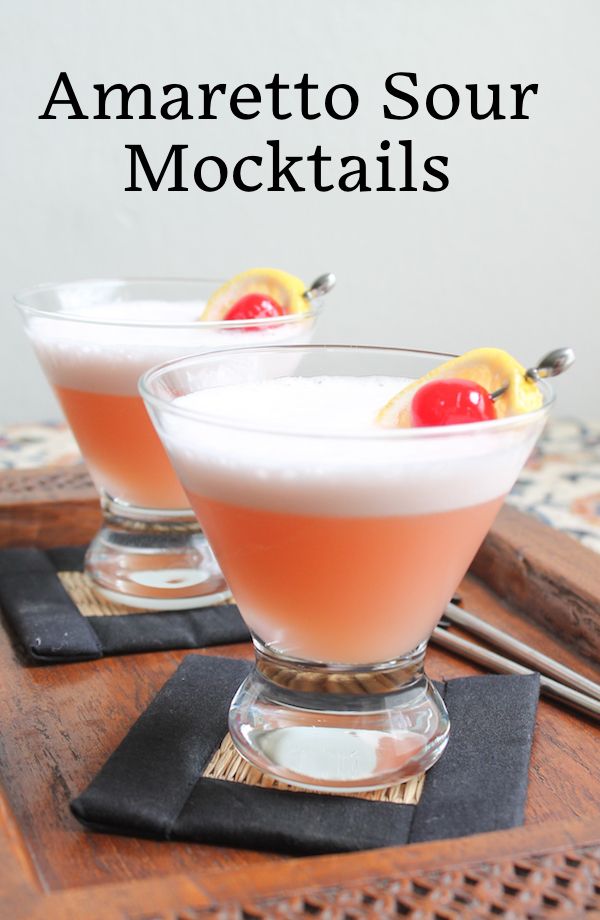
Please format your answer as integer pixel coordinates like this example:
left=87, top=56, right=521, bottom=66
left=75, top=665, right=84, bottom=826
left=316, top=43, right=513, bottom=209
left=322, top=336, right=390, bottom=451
left=1, top=466, right=599, bottom=920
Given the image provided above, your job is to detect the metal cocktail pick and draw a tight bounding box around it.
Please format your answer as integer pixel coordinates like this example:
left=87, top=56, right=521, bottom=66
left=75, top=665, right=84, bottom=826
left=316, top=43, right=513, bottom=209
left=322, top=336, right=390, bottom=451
left=525, top=346, right=576, bottom=381
left=303, top=273, right=337, bottom=301
left=491, top=346, right=575, bottom=400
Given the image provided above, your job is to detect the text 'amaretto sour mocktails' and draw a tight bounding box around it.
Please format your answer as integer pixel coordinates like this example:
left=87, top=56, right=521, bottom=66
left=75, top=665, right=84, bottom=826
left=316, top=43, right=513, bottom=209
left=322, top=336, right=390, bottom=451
left=165, top=375, right=528, bottom=663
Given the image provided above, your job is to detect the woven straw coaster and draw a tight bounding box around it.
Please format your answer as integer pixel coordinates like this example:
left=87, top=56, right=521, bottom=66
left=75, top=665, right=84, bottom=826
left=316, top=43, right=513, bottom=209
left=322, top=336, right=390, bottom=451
left=58, top=571, right=154, bottom=616
left=203, top=733, right=425, bottom=804
left=59, top=570, right=425, bottom=804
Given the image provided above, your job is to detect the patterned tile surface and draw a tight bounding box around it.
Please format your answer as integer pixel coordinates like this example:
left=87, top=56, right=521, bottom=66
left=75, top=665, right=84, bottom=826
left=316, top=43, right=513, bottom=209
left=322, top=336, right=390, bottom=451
left=507, top=419, right=600, bottom=554
left=1, top=419, right=599, bottom=553
left=0, top=422, right=80, bottom=470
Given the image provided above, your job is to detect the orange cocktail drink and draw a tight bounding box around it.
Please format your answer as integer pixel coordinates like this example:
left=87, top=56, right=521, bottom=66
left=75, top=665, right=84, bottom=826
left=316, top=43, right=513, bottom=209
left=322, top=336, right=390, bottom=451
left=142, top=345, right=552, bottom=791
left=191, top=494, right=503, bottom=663
left=16, top=280, right=319, bottom=608
left=53, top=385, right=188, bottom=509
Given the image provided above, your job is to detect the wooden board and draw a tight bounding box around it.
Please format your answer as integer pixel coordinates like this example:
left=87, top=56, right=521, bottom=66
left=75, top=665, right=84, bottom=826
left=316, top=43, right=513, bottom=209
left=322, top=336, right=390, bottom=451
left=0, top=466, right=599, bottom=919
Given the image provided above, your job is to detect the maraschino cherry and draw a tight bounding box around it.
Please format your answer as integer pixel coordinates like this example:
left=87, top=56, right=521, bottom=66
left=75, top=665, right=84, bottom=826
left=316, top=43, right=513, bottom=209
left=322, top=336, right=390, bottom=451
left=411, top=378, right=496, bottom=427
left=223, top=292, right=284, bottom=322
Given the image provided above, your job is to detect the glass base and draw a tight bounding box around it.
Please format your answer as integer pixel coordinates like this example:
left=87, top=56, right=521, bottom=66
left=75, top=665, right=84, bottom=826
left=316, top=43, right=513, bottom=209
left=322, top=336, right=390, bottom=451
left=229, top=641, right=449, bottom=792
left=84, top=494, right=231, bottom=609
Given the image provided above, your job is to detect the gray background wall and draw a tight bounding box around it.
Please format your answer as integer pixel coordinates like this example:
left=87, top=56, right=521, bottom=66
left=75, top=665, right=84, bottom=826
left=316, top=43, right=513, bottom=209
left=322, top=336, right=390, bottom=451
left=1, top=0, right=598, bottom=423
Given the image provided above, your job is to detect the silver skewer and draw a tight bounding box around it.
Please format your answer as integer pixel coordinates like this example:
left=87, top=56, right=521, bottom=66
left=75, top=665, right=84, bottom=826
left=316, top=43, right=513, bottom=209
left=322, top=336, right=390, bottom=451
left=490, top=346, right=575, bottom=401
left=303, top=273, right=336, bottom=301
left=432, top=627, right=600, bottom=720
left=525, top=346, right=576, bottom=382
left=444, top=602, right=600, bottom=701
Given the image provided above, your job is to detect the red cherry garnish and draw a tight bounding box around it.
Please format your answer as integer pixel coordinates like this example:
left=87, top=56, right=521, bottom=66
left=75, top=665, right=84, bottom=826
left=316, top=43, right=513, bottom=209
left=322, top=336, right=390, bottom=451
left=411, top=378, right=496, bottom=427
left=223, top=292, right=285, bottom=323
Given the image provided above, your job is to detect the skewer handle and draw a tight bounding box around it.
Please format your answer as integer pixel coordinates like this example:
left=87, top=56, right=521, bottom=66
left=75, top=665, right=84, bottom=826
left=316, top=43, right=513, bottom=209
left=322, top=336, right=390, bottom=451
left=526, top=346, right=575, bottom=381
left=491, top=346, right=575, bottom=400
left=303, top=273, right=336, bottom=301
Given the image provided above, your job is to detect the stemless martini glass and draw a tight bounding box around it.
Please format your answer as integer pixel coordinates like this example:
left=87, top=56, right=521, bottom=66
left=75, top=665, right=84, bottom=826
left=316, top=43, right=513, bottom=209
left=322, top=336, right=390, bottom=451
left=143, top=344, right=552, bottom=790
left=15, top=279, right=321, bottom=609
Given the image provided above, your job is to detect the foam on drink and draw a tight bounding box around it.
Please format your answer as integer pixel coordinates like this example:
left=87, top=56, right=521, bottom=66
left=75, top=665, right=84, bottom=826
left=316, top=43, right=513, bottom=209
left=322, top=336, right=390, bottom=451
left=156, top=373, right=547, bottom=661
left=25, top=300, right=315, bottom=508
left=166, top=375, right=543, bottom=517
left=27, top=300, right=311, bottom=395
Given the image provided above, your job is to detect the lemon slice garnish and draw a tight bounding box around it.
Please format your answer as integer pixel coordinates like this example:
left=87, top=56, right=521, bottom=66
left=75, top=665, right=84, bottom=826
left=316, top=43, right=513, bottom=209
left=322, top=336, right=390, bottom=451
left=377, top=348, right=543, bottom=428
left=200, top=268, right=308, bottom=320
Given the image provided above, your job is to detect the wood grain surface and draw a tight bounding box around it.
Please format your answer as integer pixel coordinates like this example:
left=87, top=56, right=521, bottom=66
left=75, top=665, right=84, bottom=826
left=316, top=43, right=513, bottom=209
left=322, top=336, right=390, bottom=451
left=472, top=503, right=600, bottom=662
left=0, top=576, right=598, bottom=894
left=0, top=465, right=100, bottom=550
left=0, top=466, right=599, bottom=918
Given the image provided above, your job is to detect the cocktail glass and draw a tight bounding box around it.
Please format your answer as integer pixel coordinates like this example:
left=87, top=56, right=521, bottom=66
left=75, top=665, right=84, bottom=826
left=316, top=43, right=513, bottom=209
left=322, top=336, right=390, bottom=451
left=142, top=344, right=552, bottom=790
left=15, top=280, right=320, bottom=609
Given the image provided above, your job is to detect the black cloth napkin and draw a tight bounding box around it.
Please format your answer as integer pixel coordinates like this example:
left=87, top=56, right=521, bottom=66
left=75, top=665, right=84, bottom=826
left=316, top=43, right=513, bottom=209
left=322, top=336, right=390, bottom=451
left=71, top=655, right=540, bottom=855
left=0, top=546, right=250, bottom=663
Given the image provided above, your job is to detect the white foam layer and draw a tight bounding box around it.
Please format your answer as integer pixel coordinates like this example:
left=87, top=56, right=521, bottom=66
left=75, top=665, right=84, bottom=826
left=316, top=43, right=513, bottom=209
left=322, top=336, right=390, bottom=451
left=175, top=375, right=402, bottom=433
left=161, top=376, right=546, bottom=516
left=26, top=300, right=315, bottom=395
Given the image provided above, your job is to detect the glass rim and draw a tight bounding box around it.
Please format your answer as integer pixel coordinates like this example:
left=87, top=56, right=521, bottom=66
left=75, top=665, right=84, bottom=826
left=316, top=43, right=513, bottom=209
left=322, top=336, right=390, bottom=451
left=139, top=343, right=555, bottom=441
left=13, top=277, right=322, bottom=330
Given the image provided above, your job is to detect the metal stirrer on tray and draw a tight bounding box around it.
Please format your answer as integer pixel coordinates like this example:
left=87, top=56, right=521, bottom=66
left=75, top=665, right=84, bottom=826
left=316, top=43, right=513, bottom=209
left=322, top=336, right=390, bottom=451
left=434, top=611, right=600, bottom=720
